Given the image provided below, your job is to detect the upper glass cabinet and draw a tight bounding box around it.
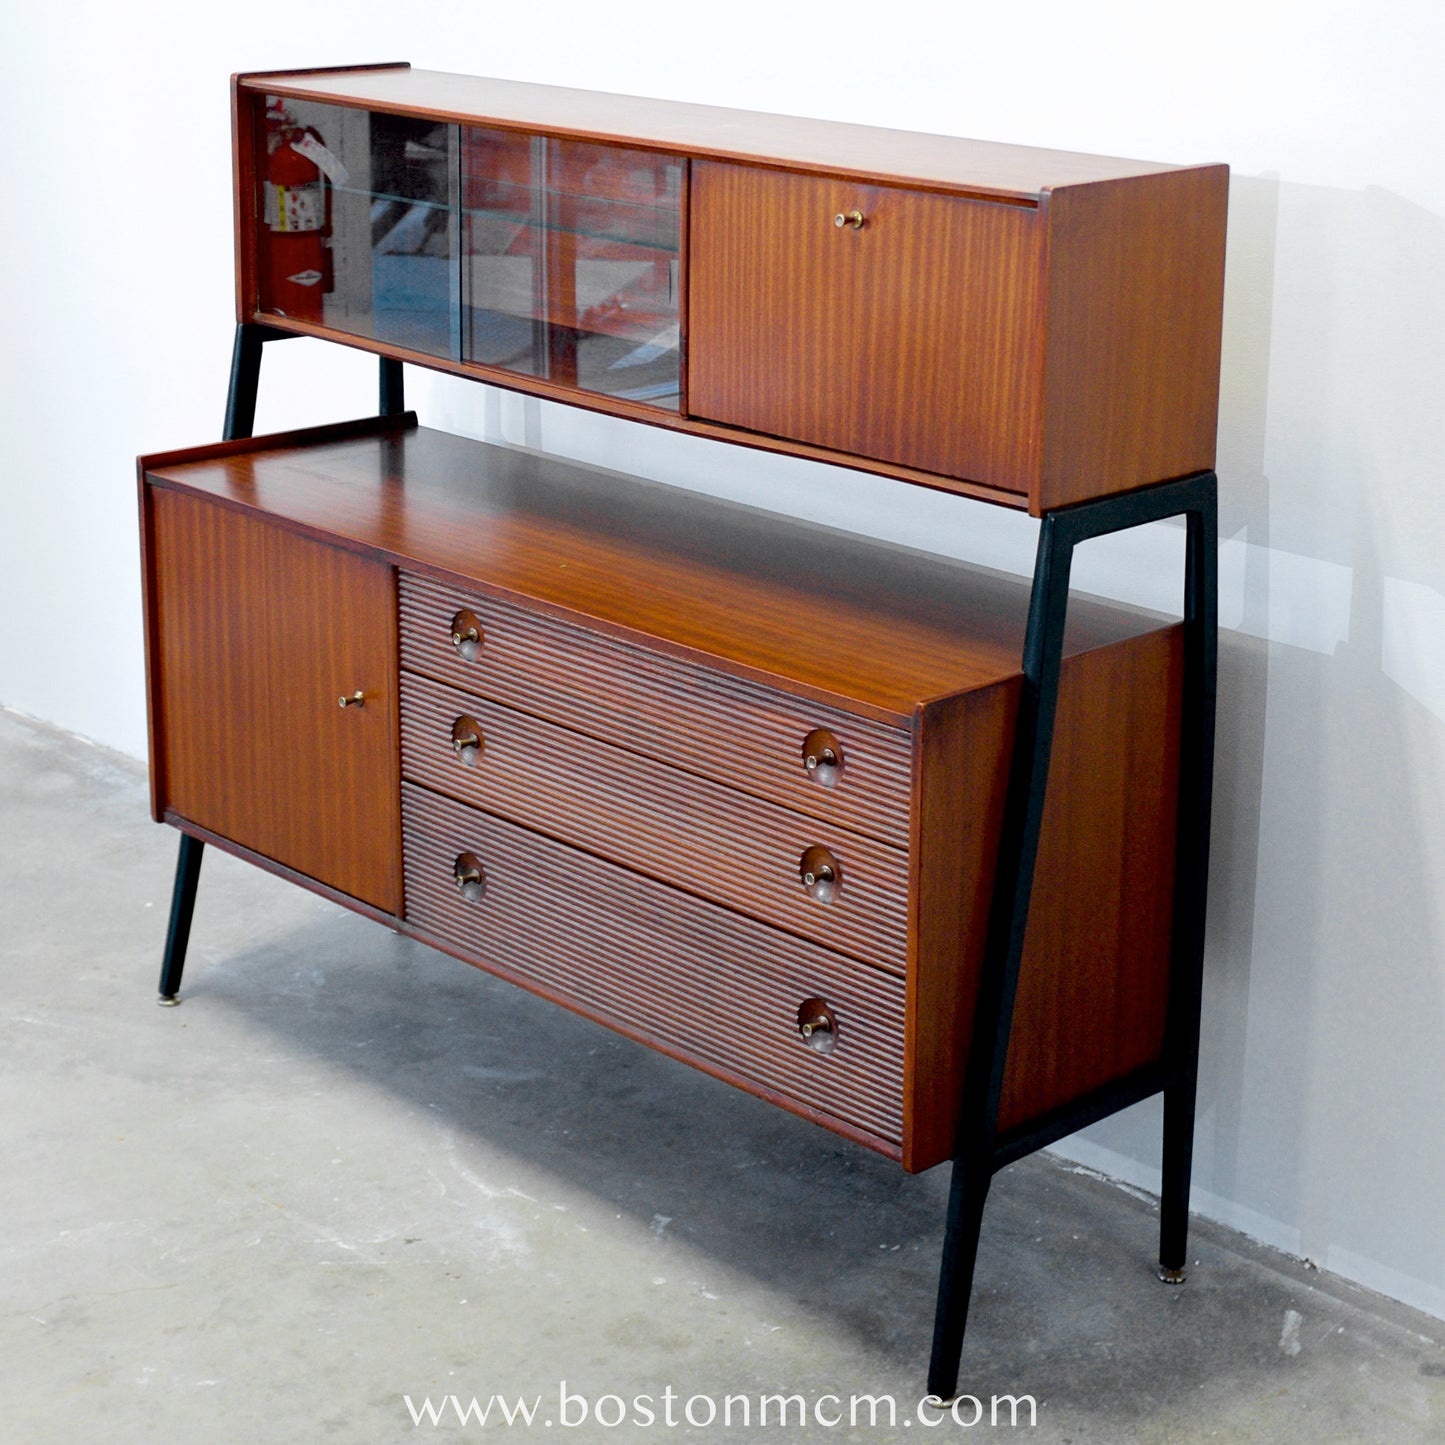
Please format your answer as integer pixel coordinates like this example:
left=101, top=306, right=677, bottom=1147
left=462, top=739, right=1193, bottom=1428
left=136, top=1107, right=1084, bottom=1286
left=250, top=95, right=683, bottom=409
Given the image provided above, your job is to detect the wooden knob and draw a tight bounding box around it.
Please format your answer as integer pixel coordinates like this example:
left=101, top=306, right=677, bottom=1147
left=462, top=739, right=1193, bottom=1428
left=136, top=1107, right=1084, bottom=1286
left=797, top=997, right=838, bottom=1053
left=453, top=852, right=486, bottom=903
left=799, top=845, right=841, bottom=902
left=450, top=716, right=484, bottom=766
left=450, top=609, right=484, bottom=661
left=801, top=728, right=843, bottom=788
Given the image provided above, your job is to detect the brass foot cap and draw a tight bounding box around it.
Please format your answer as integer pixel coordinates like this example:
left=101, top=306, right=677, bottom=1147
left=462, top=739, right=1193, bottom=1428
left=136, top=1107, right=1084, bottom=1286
left=1158, top=1264, right=1187, bottom=1285
left=157, top=994, right=181, bottom=1008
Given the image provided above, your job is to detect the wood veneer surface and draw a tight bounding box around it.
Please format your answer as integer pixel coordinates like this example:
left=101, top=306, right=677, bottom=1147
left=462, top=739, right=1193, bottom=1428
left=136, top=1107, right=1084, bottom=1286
left=142, top=419, right=1163, bottom=722
left=146, top=489, right=402, bottom=912
left=398, top=571, right=914, bottom=847
left=689, top=164, right=1043, bottom=490
left=400, top=673, right=911, bottom=971
left=237, top=67, right=1195, bottom=201
left=1037, top=168, right=1228, bottom=511
left=403, top=783, right=907, bottom=1147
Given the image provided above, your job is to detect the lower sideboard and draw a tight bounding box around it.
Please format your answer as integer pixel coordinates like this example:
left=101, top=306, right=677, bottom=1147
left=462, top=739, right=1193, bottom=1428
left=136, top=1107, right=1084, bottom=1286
left=139, top=413, right=1181, bottom=1174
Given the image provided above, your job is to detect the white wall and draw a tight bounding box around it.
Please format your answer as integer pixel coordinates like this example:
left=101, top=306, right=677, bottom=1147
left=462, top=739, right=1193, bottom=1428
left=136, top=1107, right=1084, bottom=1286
left=3, top=0, right=1443, bottom=1320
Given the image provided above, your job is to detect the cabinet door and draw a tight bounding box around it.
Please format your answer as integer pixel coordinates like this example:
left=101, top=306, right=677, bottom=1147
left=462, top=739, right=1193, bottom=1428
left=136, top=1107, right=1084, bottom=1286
left=147, top=489, right=402, bottom=914
left=687, top=162, right=1044, bottom=493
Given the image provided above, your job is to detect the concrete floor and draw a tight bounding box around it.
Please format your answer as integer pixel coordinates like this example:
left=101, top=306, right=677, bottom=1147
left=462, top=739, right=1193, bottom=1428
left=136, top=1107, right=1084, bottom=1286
left=2, top=705, right=1442, bottom=1443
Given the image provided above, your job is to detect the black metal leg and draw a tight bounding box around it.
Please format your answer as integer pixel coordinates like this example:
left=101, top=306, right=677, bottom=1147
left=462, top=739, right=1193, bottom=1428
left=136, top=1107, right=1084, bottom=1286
left=1158, top=1081, right=1197, bottom=1279
left=157, top=834, right=204, bottom=1004
left=380, top=357, right=405, bottom=415
left=928, top=1155, right=994, bottom=1400
left=927, top=472, right=1219, bottom=1386
left=1158, top=485, right=1218, bottom=1279
left=156, top=322, right=272, bottom=1002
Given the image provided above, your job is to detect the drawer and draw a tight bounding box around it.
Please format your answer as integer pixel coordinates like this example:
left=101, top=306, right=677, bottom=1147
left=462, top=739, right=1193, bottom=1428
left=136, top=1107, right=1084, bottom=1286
left=399, top=570, right=912, bottom=846
left=688, top=161, right=1044, bottom=493
left=402, top=674, right=909, bottom=971
left=402, top=784, right=906, bottom=1148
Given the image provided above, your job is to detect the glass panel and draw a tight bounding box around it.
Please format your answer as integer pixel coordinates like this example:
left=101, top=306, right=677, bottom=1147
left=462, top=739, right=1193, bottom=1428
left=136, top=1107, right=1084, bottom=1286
left=461, top=130, right=682, bottom=408
left=255, top=98, right=457, bottom=359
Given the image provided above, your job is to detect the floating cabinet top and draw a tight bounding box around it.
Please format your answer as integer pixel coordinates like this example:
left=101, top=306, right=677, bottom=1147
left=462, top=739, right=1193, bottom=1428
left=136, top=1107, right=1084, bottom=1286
left=234, top=63, right=1228, bottom=513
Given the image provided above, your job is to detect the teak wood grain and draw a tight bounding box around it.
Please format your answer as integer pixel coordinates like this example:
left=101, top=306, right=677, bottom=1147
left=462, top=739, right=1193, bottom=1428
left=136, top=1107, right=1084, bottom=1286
left=236, top=67, right=1191, bottom=201
left=403, top=783, right=909, bottom=1149
left=1037, top=168, right=1229, bottom=511
left=688, top=164, right=1043, bottom=492
left=140, top=416, right=1185, bottom=1173
left=399, top=672, right=912, bottom=972
left=904, top=626, right=1183, bottom=1168
left=398, top=571, right=915, bottom=848
left=144, top=488, right=402, bottom=913
left=140, top=418, right=1155, bottom=723
left=997, top=625, right=1184, bottom=1131
left=231, top=67, right=1226, bottom=512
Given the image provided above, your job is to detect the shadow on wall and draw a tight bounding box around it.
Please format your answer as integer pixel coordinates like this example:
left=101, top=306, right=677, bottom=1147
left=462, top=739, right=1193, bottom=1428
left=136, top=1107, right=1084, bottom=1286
left=1071, top=173, right=1445, bottom=1317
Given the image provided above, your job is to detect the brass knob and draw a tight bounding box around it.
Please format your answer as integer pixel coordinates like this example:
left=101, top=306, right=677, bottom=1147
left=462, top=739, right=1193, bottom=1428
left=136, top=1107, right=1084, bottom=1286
left=450, top=716, right=484, bottom=766
left=450, top=609, right=484, bottom=662
left=801, top=728, right=843, bottom=788
left=338, top=691, right=365, bottom=708
left=453, top=851, right=486, bottom=903
left=797, top=997, right=838, bottom=1054
left=799, top=844, right=841, bottom=903
left=834, top=209, right=865, bottom=230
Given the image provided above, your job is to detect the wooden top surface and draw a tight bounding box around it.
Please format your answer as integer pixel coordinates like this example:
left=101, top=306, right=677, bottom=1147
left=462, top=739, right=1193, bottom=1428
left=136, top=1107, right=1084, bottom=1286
left=238, top=66, right=1196, bottom=202
left=141, top=417, right=1160, bottom=722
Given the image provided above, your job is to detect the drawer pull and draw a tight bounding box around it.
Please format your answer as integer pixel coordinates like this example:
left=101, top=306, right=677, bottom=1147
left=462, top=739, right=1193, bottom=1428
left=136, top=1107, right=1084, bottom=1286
left=797, top=998, right=838, bottom=1053
left=453, top=852, right=487, bottom=902
left=801, top=728, right=843, bottom=787
left=450, top=716, right=485, bottom=766
left=450, top=609, right=485, bottom=661
left=834, top=209, right=865, bottom=230
left=338, top=690, right=365, bottom=708
left=799, top=845, right=841, bottom=903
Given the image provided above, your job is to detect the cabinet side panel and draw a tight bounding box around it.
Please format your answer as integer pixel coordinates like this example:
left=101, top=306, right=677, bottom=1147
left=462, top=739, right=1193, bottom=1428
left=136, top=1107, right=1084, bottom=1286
left=904, top=682, right=1017, bottom=1172
left=148, top=487, right=402, bottom=913
left=232, top=78, right=262, bottom=323
left=1036, top=167, right=1228, bottom=512
left=689, top=162, right=1044, bottom=493
left=998, top=625, right=1184, bottom=1130
left=138, top=472, right=168, bottom=822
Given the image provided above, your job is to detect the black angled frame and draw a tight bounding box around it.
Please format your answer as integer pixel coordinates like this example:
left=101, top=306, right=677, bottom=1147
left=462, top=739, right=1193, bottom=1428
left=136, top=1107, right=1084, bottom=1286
left=928, top=469, right=1218, bottom=1398
left=157, top=327, right=1217, bottom=1406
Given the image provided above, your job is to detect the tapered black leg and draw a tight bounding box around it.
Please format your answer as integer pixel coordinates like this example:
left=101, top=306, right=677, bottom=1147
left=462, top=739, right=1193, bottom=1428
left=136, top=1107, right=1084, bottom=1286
left=1158, top=485, right=1217, bottom=1282
left=928, top=1156, right=994, bottom=1401
left=924, top=473, right=1219, bottom=1388
left=1158, top=1081, right=1197, bottom=1280
left=157, top=834, right=204, bottom=1004
left=157, top=322, right=273, bottom=1003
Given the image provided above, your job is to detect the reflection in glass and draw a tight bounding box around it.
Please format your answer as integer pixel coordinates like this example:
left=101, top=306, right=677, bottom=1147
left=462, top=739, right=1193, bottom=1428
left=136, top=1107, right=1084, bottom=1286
left=461, top=130, right=682, bottom=407
left=255, top=98, right=456, bottom=359
left=253, top=101, right=683, bottom=405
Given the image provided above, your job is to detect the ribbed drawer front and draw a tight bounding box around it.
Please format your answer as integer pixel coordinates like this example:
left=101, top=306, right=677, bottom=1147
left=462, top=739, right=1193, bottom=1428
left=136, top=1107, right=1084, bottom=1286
left=403, top=784, right=906, bottom=1146
left=401, top=674, right=909, bottom=972
left=399, top=571, right=912, bottom=847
